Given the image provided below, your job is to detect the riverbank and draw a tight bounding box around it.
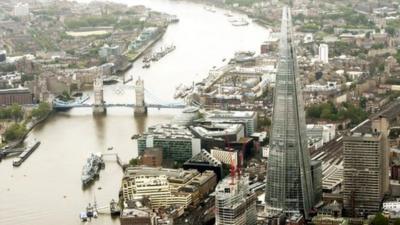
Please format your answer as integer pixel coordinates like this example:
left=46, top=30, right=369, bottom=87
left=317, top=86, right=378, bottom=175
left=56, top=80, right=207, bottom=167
left=4, top=111, right=52, bottom=150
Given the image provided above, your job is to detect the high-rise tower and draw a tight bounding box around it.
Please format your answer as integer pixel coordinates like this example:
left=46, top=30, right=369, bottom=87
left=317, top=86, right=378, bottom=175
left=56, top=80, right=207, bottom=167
left=134, top=77, right=147, bottom=116
left=93, top=75, right=106, bottom=115
left=265, top=7, right=314, bottom=218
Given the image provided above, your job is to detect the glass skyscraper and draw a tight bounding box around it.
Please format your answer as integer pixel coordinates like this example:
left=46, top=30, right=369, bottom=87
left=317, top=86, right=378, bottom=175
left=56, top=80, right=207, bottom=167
left=265, top=7, right=314, bottom=218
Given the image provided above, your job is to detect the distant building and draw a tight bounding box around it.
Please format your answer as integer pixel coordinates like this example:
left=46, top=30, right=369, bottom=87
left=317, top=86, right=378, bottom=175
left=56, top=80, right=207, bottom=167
left=120, top=208, right=156, bottom=225
left=304, top=33, right=314, bottom=44
left=215, top=174, right=257, bottom=225
left=183, top=149, right=223, bottom=180
left=203, top=110, right=257, bottom=136
left=312, top=215, right=348, bottom=225
left=319, top=43, right=329, bottom=64
left=140, top=148, right=163, bottom=167
left=121, top=167, right=216, bottom=209
left=307, top=124, right=336, bottom=149
left=343, top=118, right=389, bottom=216
left=0, top=50, right=6, bottom=62
left=137, top=124, right=201, bottom=163
left=304, top=82, right=338, bottom=93
left=311, top=160, right=323, bottom=204
left=13, top=3, right=29, bottom=17
left=189, top=123, right=245, bottom=150
left=0, top=88, right=33, bottom=105
left=211, top=147, right=238, bottom=167
left=98, top=44, right=121, bottom=59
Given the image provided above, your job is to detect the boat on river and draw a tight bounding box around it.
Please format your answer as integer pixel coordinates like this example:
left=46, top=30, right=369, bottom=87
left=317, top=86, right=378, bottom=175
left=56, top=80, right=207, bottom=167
left=231, top=18, right=249, bottom=26
left=110, top=199, right=121, bottom=216
left=142, top=63, right=151, bottom=69
left=12, top=140, right=41, bottom=167
left=204, top=5, right=216, bottom=13
left=81, top=153, right=105, bottom=186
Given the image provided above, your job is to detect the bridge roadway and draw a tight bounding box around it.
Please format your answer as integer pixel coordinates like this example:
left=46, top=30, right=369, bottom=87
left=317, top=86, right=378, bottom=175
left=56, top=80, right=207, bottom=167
left=53, top=103, right=186, bottom=109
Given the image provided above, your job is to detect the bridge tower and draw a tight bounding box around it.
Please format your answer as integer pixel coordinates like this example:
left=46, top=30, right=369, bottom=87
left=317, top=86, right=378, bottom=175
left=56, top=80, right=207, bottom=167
left=93, top=76, right=106, bottom=115
left=134, top=77, right=147, bottom=116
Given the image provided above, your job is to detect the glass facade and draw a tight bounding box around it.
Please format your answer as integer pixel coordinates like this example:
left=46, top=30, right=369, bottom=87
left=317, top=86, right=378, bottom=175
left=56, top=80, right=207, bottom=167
left=138, top=138, right=194, bottom=162
left=265, top=7, right=314, bottom=218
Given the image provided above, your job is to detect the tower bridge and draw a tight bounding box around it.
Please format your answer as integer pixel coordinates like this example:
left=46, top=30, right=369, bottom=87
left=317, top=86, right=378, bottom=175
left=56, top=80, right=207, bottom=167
left=52, top=77, right=186, bottom=115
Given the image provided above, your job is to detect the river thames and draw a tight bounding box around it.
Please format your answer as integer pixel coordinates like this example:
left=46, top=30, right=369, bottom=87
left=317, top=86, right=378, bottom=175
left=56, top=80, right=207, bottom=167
left=0, top=0, right=268, bottom=224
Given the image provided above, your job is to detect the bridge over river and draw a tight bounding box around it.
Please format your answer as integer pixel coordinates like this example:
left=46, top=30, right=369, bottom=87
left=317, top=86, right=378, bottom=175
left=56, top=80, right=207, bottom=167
left=52, top=77, right=186, bottom=113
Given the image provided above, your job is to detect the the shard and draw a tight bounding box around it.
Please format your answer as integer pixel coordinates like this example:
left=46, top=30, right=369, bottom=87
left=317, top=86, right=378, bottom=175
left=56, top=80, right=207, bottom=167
left=265, top=6, right=314, bottom=218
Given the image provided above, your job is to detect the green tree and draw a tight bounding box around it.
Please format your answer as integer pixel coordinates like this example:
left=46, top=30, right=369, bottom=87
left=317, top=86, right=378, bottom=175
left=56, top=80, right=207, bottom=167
left=370, top=213, right=388, bottom=225
left=9, top=104, right=23, bottom=121
left=321, top=108, right=332, bottom=120
left=129, top=158, right=139, bottom=166
left=306, top=105, right=322, bottom=118
left=4, top=123, right=27, bottom=142
left=359, top=97, right=367, bottom=109
left=31, top=102, right=51, bottom=119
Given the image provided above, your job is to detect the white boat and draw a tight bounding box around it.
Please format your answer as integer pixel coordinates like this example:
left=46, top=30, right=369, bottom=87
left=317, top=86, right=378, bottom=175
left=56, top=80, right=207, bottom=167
left=231, top=18, right=249, bottom=26
left=204, top=5, right=216, bottom=13
left=224, top=11, right=233, bottom=17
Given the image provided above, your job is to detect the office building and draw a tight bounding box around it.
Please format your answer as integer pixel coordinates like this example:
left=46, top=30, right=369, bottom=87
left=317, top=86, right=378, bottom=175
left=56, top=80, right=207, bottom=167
left=211, top=147, right=239, bottom=167
left=98, top=44, right=121, bottom=59
left=14, top=3, right=29, bottom=17
left=0, top=88, right=33, bottom=105
left=265, top=7, right=315, bottom=218
left=190, top=123, right=244, bottom=142
left=0, top=50, right=6, bottom=62
left=311, top=160, right=323, bottom=204
left=183, top=149, right=223, bottom=180
left=137, top=124, right=201, bottom=162
left=203, top=110, right=257, bottom=136
left=215, top=175, right=257, bottom=225
left=319, top=43, right=329, bottom=64
left=343, top=125, right=389, bottom=215
left=122, top=166, right=216, bottom=209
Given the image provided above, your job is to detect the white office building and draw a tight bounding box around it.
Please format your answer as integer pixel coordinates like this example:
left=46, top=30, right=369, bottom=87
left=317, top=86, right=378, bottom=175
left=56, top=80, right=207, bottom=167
left=318, top=43, right=329, bottom=64
left=14, top=3, right=29, bottom=17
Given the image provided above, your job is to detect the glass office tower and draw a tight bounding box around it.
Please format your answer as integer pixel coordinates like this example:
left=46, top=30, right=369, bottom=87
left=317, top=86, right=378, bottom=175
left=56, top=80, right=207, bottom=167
left=265, top=6, right=314, bottom=219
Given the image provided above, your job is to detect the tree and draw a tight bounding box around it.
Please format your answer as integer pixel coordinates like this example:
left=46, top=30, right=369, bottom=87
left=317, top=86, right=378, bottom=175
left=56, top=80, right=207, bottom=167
left=9, top=104, right=23, bottom=121
left=386, top=27, right=396, bottom=37
left=129, top=158, right=139, bottom=166
left=31, top=102, right=51, bottom=119
left=370, top=213, right=388, bottom=225
left=4, top=123, right=27, bottom=142
left=359, top=97, right=367, bottom=109
left=306, top=104, right=322, bottom=118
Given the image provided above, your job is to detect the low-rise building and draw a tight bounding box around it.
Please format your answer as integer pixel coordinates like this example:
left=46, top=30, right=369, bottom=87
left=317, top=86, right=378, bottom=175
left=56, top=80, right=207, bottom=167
left=140, top=148, right=163, bottom=167
left=0, top=88, right=33, bottom=105
left=312, top=215, right=348, bottom=225
left=120, top=208, right=156, bottom=225
left=122, top=166, right=216, bottom=209
left=183, top=149, right=223, bottom=180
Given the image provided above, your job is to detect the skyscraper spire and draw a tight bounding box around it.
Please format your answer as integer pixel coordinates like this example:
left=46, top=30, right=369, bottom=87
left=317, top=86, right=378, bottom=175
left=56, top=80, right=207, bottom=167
left=265, top=6, right=314, bottom=218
